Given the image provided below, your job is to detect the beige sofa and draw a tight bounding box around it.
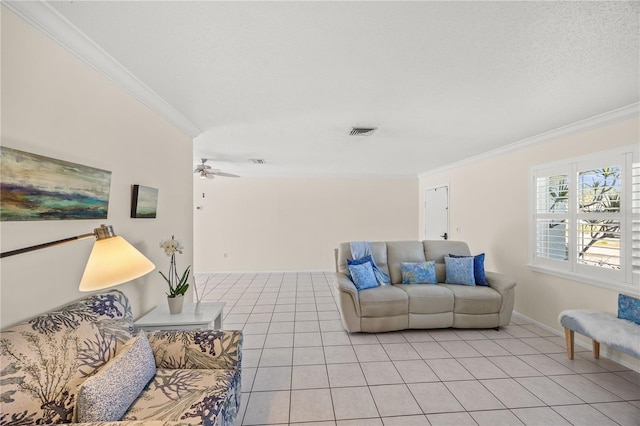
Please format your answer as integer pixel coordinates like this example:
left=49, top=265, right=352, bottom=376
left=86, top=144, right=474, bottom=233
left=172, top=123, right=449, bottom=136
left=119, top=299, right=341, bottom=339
left=334, top=240, right=516, bottom=333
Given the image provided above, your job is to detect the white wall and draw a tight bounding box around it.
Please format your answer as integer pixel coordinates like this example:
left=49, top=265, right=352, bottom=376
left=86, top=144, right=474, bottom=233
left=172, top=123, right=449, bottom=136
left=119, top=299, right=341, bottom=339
left=419, top=116, right=639, bottom=367
left=1, top=10, right=194, bottom=327
left=194, top=177, right=418, bottom=271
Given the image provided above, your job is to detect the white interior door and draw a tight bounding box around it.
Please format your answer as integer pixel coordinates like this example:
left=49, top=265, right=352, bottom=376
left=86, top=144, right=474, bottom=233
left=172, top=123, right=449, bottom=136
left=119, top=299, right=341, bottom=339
left=424, top=185, right=449, bottom=240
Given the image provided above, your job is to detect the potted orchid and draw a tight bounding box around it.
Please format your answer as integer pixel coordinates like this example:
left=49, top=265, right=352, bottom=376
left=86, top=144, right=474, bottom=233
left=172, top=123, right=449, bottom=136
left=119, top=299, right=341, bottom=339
left=159, top=236, right=190, bottom=314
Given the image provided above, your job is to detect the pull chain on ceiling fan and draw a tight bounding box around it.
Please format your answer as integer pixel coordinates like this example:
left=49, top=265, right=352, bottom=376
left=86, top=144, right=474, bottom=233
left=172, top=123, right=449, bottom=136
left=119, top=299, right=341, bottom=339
left=194, top=158, right=240, bottom=179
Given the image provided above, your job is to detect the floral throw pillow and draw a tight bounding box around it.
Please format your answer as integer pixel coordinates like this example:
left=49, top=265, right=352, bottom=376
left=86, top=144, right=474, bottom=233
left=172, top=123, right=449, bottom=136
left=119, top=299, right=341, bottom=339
left=618, top=294, right=640, bottom=325
left=449, top=253, right=489, bottom=286
left=444, top=256, right=476, bottom=286
left=400, top=261, right=437, bottom=284
left=348, top=261, right=379, bottom=291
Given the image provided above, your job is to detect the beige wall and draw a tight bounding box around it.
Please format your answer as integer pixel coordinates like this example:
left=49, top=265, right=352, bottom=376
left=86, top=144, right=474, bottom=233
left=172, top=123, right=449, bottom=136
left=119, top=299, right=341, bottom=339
left=194, top=177, right=419, bottom=271
left=419, top=116, right=639, bottom=367
left=1, top=10, right=194, bottom=327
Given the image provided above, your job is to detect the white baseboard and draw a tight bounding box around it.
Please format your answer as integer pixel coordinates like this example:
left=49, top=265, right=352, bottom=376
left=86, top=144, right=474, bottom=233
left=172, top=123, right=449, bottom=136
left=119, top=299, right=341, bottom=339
left=194, top=270, right=332, bottom=275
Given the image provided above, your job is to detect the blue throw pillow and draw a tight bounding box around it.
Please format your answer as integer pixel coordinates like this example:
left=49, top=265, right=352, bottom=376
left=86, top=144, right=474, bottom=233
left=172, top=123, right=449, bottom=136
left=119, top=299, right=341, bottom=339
left=444, top=256, right=476, bottom=286
left=400, top=261, right=437, bottom=284
left=449, top=253, right=489, bottom=286
left=618, top=294, right=640, bottom=325
left=347, top=255, right=373, bottom=267
left=348, top=261, right=379, bottom=290
left=346, top=255, right=374, bottom=281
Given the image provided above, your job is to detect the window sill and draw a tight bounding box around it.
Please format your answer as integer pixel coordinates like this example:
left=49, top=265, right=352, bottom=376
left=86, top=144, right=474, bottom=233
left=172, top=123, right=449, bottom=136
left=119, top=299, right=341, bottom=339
left=527, top=264, right=639, bottom=297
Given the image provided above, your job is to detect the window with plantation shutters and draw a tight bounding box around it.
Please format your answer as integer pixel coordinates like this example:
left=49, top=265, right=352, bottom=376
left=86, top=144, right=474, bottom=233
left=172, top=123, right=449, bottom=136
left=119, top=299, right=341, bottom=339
left=530, top=145, right=639, bottom=294
left=535, top=171, right=569, bottom=262
left=576, top=166, right=621, bottom=271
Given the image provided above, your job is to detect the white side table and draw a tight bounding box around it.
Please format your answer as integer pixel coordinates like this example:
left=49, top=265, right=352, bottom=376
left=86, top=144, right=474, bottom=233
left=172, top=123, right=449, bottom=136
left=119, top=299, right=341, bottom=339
left=134, top=302, right=226, bottom=331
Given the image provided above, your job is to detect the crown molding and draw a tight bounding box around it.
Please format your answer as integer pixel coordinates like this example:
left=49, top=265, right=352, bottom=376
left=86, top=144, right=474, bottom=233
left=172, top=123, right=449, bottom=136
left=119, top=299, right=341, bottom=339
left=3, top=1, right=201, bottom=138
left=419, top=102, right=640, bottom=178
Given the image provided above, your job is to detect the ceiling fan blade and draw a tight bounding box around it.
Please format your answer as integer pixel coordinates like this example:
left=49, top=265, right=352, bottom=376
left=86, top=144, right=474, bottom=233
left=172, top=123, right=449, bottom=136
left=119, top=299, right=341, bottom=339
left=213, top=171, right=241, bottom=178
left=194, top=159, right=239, bottom=178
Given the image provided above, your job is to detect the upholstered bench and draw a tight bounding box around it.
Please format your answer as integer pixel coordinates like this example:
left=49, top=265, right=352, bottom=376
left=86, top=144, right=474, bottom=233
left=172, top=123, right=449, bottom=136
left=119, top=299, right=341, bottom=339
left=558, top=294, right=640, bottom=360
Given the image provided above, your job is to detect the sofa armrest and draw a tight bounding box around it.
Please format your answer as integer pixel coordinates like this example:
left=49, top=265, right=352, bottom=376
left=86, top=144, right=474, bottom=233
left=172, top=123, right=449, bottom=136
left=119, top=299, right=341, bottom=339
left=335, top=273, right=360, bottom=310
left=485, top=271, right=516, bottom=326
left=485, top=271, right=516, bottom=293
left=334, top=272, right=362, bottom=332
left=146, top=329, right=242, bottom=370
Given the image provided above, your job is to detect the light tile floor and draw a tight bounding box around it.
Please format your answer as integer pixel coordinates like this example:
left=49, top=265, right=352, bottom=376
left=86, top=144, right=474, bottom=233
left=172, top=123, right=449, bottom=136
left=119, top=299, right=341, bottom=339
left=195, top=272, right=640, bottom=426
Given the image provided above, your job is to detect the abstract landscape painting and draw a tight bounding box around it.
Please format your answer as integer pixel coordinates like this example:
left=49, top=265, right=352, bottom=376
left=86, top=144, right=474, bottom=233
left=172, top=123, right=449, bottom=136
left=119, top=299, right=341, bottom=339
left=0, top=147, right=111, bottom=221
left=131, top=184, right=158, bottom=218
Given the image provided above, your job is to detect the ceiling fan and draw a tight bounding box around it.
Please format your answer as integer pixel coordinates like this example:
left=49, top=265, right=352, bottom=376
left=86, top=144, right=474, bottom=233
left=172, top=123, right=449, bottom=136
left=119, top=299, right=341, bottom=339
left=194, top=158, right=240, bottom=179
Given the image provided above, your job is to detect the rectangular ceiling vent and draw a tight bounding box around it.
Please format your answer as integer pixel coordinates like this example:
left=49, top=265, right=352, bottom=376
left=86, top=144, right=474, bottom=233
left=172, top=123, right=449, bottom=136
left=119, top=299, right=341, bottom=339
left=250, top=158, right=266, bottom=164
left=349, top=127, right=377, bottom=136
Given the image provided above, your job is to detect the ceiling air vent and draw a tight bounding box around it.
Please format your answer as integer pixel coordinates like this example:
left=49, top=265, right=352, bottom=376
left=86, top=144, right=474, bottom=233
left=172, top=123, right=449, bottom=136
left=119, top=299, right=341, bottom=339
left=349, top=127, right=377, bottom=136
left=250, top=158, right=266, bottom=164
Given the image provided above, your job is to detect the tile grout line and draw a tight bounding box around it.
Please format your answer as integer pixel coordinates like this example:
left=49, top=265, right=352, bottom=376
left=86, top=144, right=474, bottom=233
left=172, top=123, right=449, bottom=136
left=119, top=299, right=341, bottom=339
left=195, top=272, right=639, bottom=426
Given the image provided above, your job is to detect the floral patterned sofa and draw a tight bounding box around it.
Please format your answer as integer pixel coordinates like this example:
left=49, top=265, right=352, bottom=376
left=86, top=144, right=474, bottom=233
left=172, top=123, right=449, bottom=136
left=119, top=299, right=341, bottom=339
left=0, top=290, right=242, bottom=425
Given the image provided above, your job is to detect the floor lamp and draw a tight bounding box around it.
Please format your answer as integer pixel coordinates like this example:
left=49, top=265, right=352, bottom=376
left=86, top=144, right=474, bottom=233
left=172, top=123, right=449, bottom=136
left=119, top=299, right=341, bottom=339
left=0, top=224, right=155, bottom=291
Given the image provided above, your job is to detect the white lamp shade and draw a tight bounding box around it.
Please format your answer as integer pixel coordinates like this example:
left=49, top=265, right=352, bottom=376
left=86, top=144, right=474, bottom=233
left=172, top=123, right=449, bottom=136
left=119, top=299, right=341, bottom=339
left=79, top=236, right=155, bottom=291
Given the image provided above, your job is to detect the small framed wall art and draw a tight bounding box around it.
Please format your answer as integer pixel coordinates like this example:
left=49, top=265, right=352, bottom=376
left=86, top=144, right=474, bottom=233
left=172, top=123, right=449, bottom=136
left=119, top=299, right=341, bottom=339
left=131, top=185, right=158, bottom=218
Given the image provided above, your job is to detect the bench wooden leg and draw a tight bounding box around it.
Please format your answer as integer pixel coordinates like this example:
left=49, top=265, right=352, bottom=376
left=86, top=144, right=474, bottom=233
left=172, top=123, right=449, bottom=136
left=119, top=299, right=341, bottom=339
left=593, top=340, right=600, bottom=359
left=564, top=328, right=574, bottom=360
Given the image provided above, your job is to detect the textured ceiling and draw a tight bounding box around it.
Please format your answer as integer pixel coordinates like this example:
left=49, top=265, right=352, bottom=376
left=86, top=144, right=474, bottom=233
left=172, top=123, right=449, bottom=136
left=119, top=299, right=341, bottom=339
left=48, top=1, right=639, bottom=177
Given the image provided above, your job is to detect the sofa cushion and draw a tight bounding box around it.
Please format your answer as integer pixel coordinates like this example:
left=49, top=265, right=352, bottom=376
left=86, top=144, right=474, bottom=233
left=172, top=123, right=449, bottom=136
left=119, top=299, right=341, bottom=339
left=348, top=261, right=379, bottom=290
left=424, top=240, right=471, bottom=263
left=76, top=332, right=156, bottom=422
left=368, top=242, right=390, bottom=277
left=148, top=330, right=243, bottom=370
left=395, top=284, right=454, bottom=314
left=400, top=261, right=437, bottom=284
left=387, top=241, right=427, bottom=284
left=445, top=256, right=476, bottom=286
left=122, top=368, right=240, bottom=425
left=440, top=284, right=502, bottom=314
left=358, top=285, right=409, bottom=317
left=435, top=263, right=447, bottom=284
left=449, top=253, right=490, bottom=286
left=0, top=290, right=134, bottom=424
